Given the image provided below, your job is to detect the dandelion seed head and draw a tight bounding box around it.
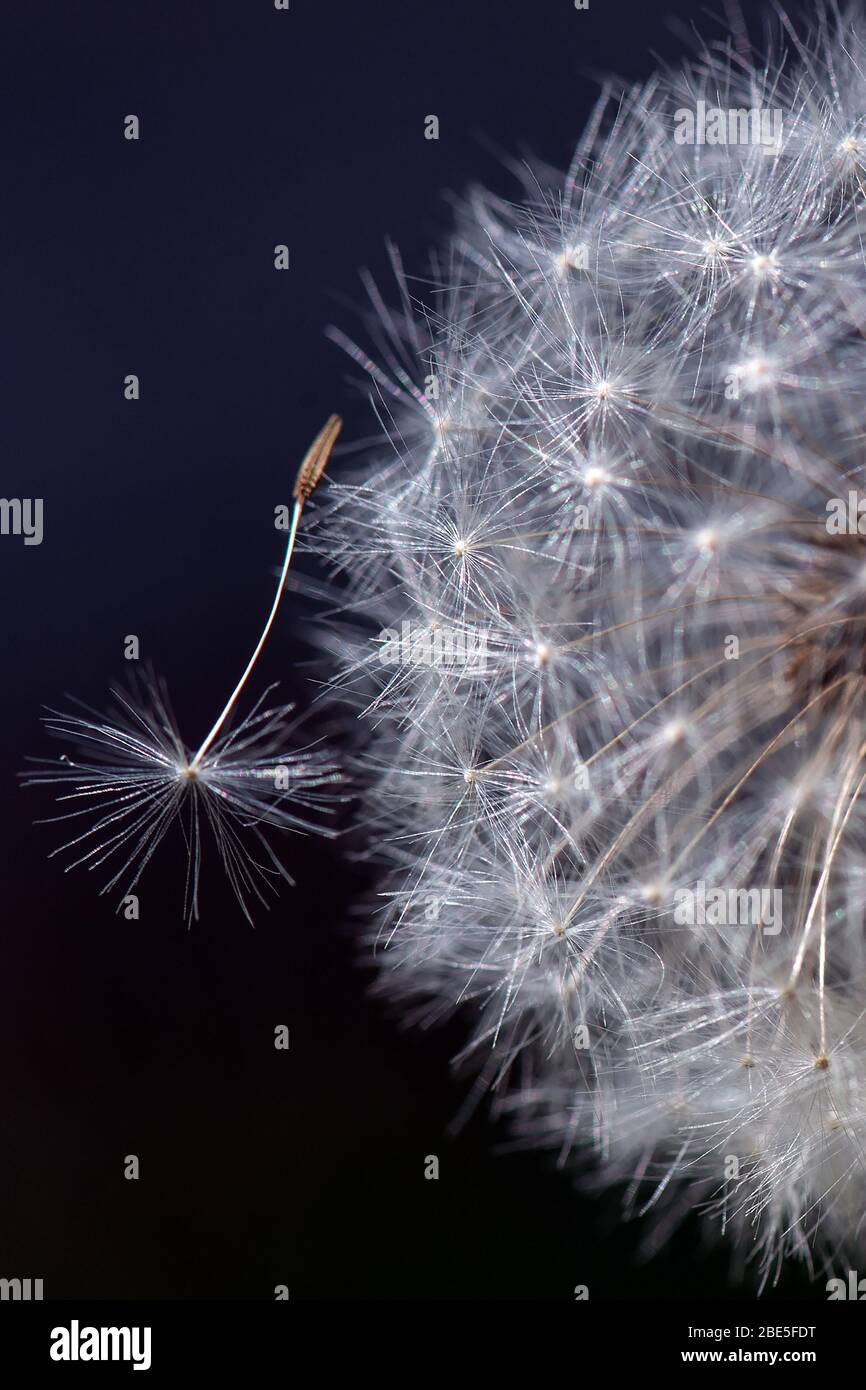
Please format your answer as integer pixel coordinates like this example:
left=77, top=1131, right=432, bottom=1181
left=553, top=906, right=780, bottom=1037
left=316, top=2, right=866, bottom=1282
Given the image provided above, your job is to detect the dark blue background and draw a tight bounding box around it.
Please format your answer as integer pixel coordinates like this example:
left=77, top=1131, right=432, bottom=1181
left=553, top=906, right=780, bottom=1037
left=0, top=0, right=817, bottom=1299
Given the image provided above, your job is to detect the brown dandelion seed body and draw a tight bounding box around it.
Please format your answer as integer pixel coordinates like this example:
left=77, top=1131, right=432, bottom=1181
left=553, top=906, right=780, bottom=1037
left=294, top=413, right=342, bottom=503
left=783, top=530, right=866, bottom=703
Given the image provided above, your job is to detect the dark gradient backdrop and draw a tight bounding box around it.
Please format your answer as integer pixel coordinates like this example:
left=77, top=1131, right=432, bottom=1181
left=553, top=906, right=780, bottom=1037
left=0, top=0, right=819, bottom=1300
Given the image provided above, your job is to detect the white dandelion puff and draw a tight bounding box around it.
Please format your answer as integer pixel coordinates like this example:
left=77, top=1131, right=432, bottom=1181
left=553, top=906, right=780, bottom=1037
left=315, top=4, right=866, bottom=1282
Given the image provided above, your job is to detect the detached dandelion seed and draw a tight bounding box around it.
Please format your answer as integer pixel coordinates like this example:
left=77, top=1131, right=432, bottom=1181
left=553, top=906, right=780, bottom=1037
left=24, top=416, right=343, bottom=924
